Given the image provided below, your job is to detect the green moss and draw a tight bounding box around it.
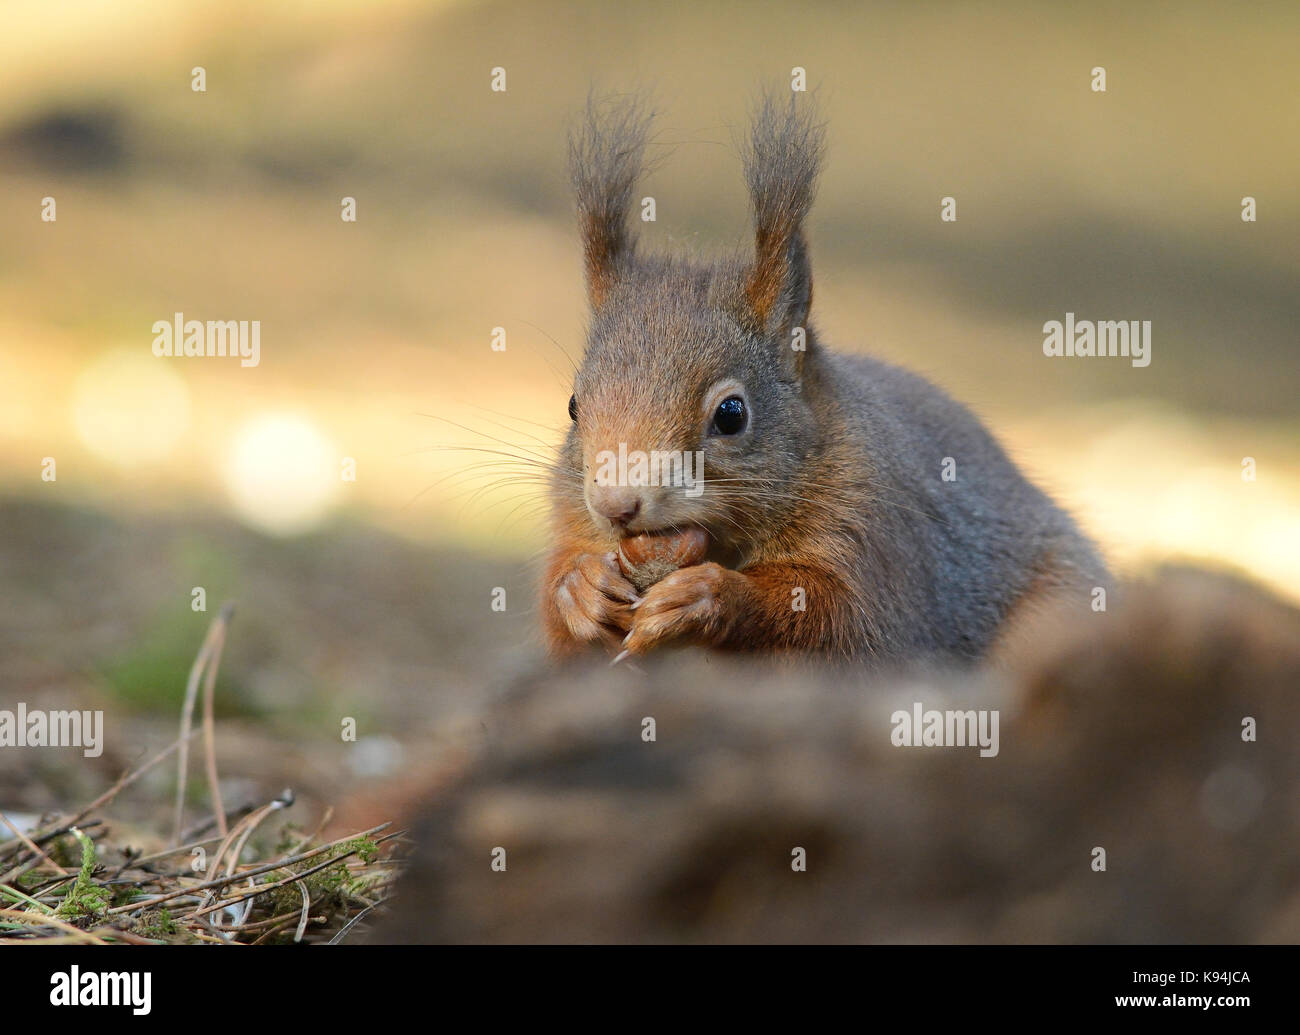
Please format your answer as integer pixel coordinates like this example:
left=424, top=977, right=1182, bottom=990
left=266, top=838, right=380, bottom=921
left=54, top=829, right=109, bottom=921
left=110, top=885, right=144, bottom=908
left=343, top=836, right=379, bottom=865
left=343, top=869, right=386, bottom=898
left=134, top=907, right=177, bottom=938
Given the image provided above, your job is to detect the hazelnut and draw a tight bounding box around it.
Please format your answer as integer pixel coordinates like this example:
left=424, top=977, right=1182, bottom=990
left=617, top=526, right=709, bottom=592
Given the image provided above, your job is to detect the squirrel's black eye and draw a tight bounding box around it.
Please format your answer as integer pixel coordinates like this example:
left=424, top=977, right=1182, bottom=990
left=711, top=396, right=747, bottom=436
left=568, top=394, right=578, bottom=422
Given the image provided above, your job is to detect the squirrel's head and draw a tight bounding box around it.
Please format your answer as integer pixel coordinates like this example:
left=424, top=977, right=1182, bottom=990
left=561, top=92, right=826, bottom=550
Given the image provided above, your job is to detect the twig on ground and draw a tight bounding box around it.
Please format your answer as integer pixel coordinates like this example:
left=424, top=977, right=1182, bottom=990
left=0, top=809, right=63, bottom=877
left=174, top=603, right=235, bottom=846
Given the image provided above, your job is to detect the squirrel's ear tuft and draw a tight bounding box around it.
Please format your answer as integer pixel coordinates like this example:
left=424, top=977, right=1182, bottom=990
left=569, top=93, right=655, bottom=311
left=741, top=90, right=825, bottom=340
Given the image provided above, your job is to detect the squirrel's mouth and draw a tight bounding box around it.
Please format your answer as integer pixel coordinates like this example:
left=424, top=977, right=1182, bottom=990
left=613, top=518, right=713, bottom=544
left=617, top=523, right=695, bottom=540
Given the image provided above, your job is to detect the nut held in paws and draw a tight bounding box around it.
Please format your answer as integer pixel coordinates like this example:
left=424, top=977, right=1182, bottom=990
left=617, top=526, right=709, bottom=593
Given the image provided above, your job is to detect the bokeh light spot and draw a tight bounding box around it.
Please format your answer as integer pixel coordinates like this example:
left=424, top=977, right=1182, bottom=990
left=222, top=412, right=340, bottom=535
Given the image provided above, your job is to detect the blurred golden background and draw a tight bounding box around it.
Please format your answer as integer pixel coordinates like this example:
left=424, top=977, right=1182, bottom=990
left=1, top=1, right=1297, bottom=817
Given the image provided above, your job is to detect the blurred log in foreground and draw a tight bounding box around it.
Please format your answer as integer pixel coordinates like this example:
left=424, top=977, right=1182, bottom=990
left=375, top=569, right=1300, bottom=943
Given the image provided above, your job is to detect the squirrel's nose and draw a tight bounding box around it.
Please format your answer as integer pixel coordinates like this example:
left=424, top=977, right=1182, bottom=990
left=591, top=488, right=642, bottom=528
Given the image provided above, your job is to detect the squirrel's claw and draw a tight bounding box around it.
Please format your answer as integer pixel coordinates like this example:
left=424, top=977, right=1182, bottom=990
left=552, top=551, right=640, bottom=652
left=622, top=562, right=728, bottom=655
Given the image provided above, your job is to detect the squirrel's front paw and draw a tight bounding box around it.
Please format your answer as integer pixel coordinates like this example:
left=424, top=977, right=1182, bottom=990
left=553, top=552, right=640, bottom=652
left=621, top=562, right=730, bottom=656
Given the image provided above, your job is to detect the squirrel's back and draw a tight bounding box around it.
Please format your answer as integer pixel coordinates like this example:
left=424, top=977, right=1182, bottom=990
left=805, top=349, right=1108, bottom=662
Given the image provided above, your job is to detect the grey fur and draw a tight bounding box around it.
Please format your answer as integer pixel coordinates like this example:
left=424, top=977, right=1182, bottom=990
left=568, top=93, right=656, bottom=307
left=556, top=92, right=1108, bottom=665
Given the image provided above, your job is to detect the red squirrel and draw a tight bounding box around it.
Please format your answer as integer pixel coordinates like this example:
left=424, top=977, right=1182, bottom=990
left=541, top=93, right=1107, bottom=665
